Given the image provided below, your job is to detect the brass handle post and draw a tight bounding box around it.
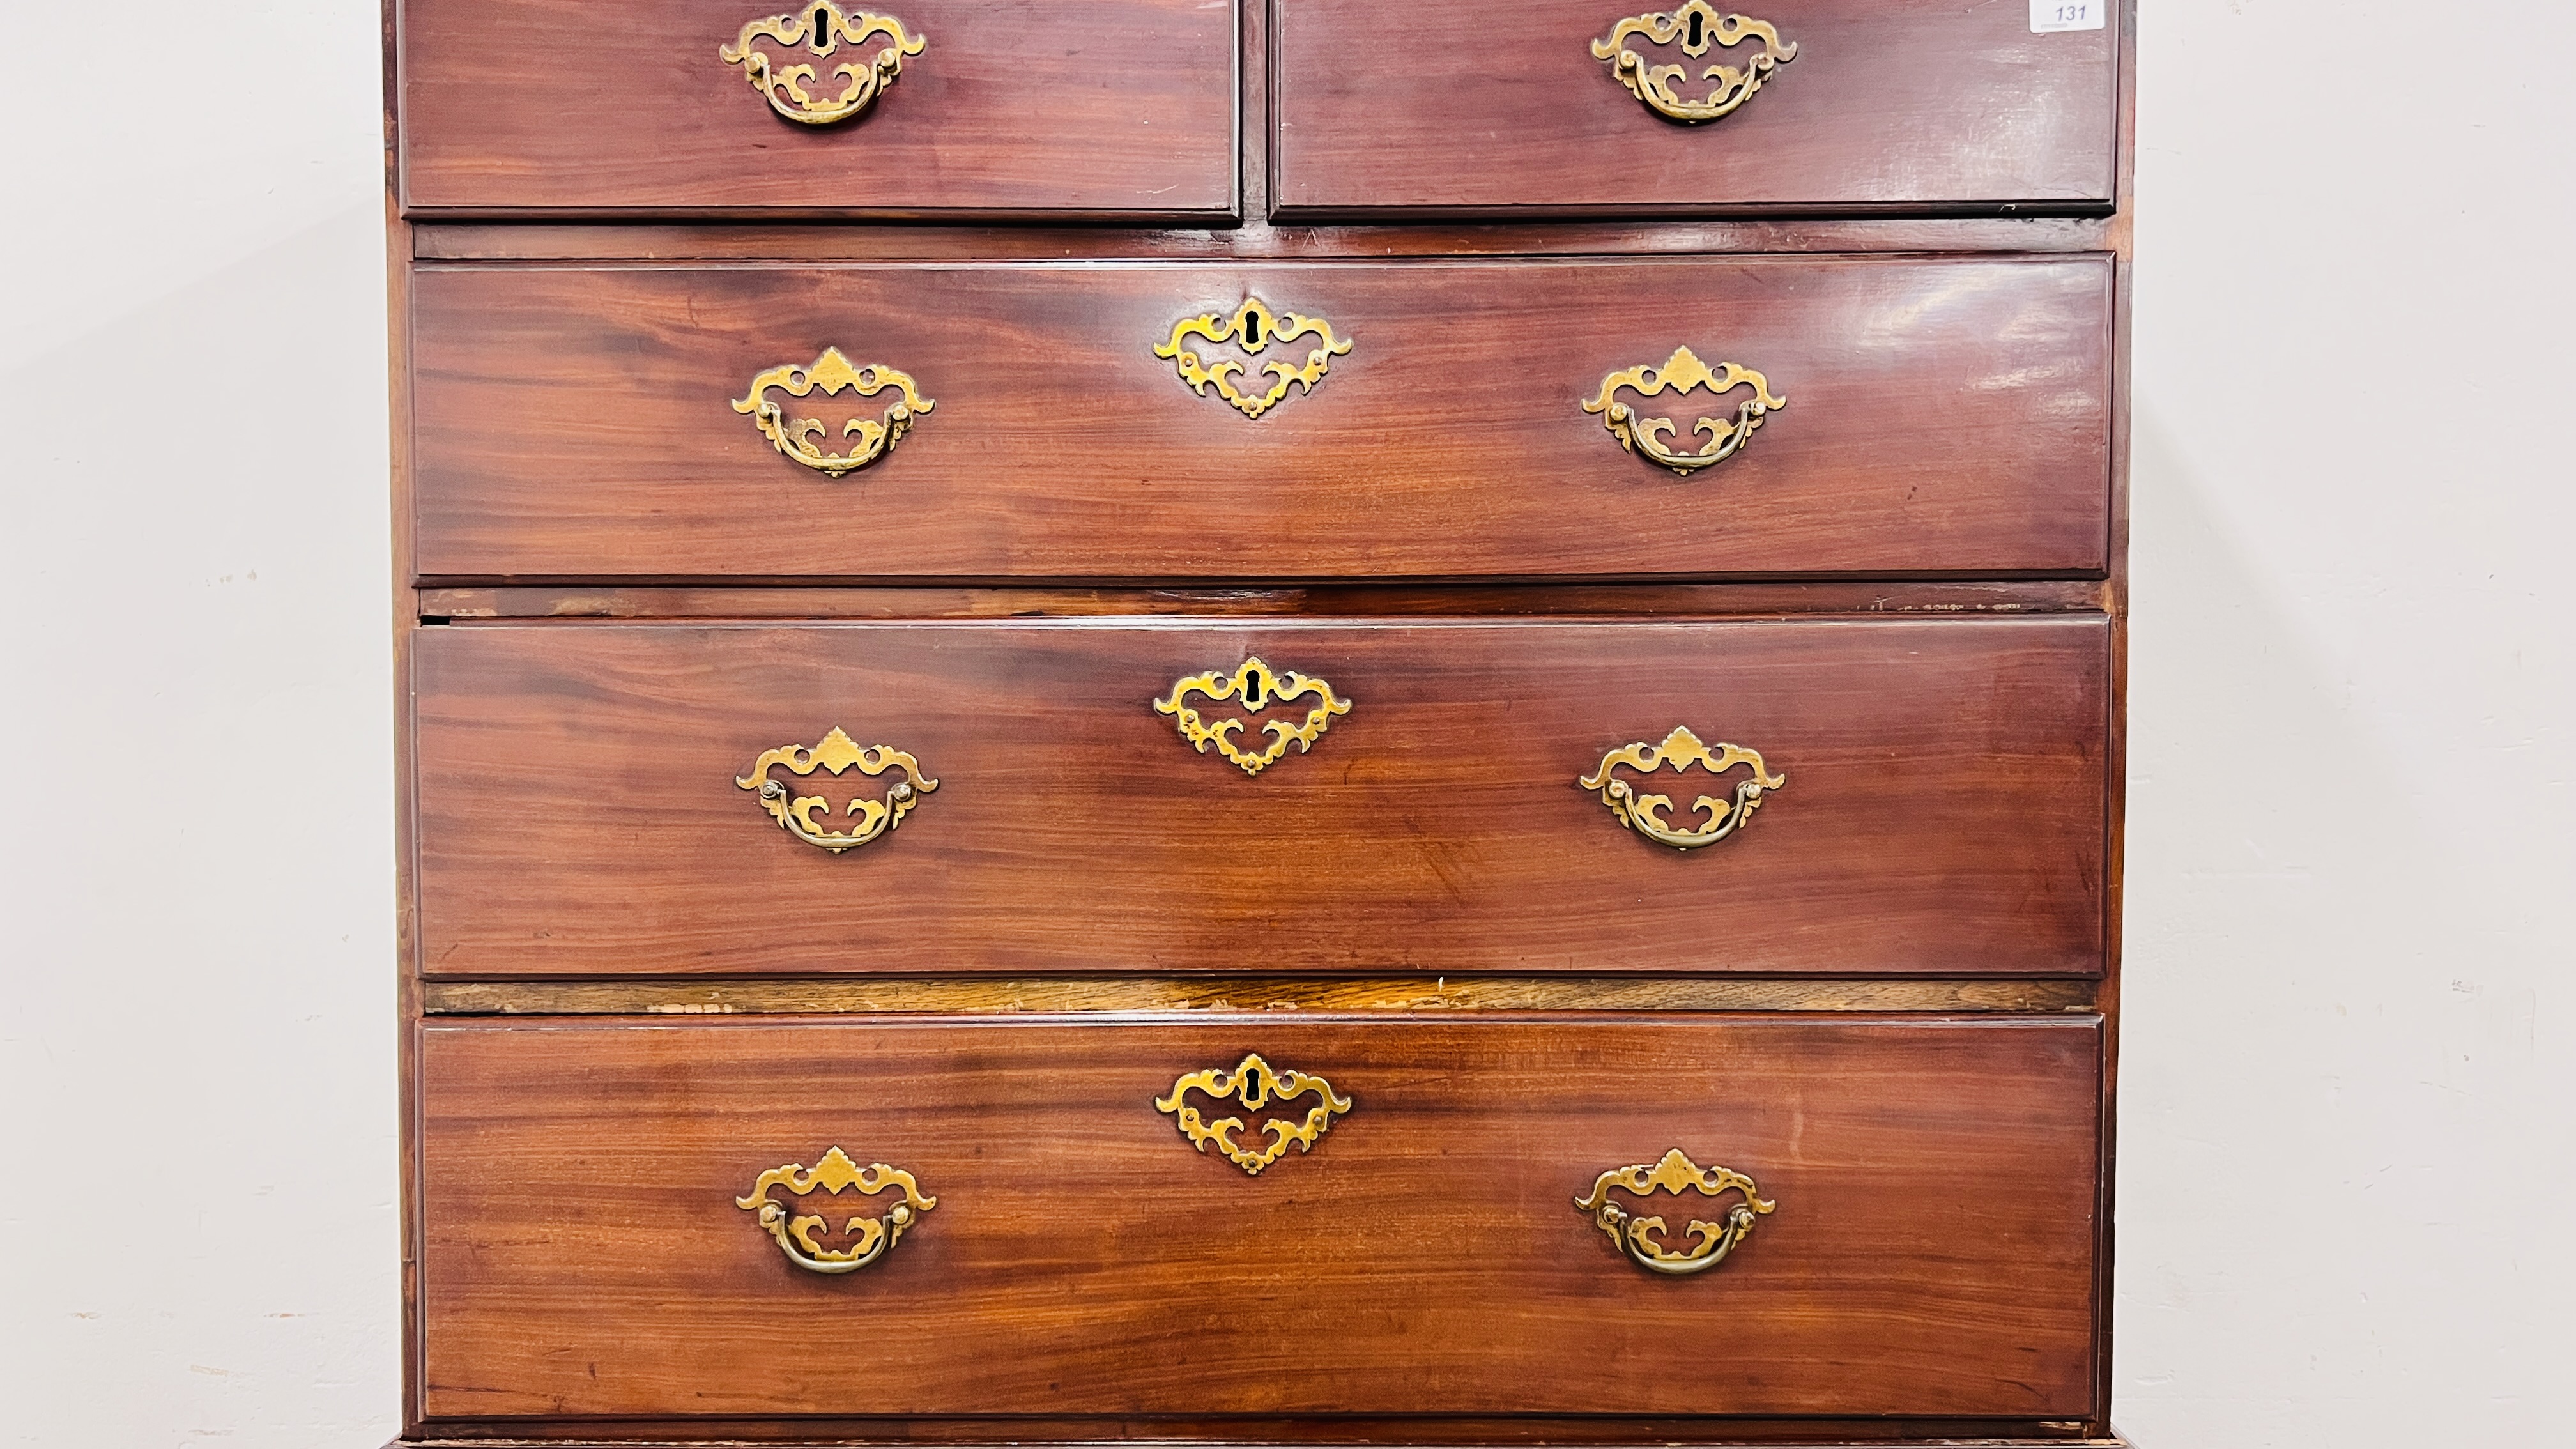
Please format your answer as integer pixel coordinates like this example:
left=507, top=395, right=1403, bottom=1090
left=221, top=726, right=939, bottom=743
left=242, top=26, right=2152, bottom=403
left=1575, top=1148, right=1775, bottom=1276
left=736, top=1146, right=937, bottom=1274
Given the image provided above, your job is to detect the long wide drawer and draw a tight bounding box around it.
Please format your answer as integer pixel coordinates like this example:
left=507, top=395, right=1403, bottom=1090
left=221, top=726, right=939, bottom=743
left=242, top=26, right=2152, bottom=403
left=408, top=257, right=2112, bottom=581
left=397, top=0, right=1236, bottom=218
left=1273, top=1, right=2120, bottom=218
left=418, top=1015, right=2103, bottom=1420
left=411, top=617, right=2108, bottom=977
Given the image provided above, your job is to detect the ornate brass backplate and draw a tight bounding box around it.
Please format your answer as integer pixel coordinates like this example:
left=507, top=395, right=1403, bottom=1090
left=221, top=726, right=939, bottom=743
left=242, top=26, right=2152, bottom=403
left=1154, top=297, right=1352, bottom=419
left=1575, top=1148, right=1775, bottom=1276
left=1579, top=725, right=1783, bottom=850
left=1583, top=346, right=1785, bottom=476
left=1590, top=5, right=1797, bottom=123
left=1154, top=1054, right=1354, bottom=1176
left=736, top=726, right=937, bottom=852
left=1152, top=657, right=1352, bottom=776
left=735, top=1146, right=937, bottom=1274
left=719, top=6, right=924, bottom=126
left=733, top=348, right=933, bottom=478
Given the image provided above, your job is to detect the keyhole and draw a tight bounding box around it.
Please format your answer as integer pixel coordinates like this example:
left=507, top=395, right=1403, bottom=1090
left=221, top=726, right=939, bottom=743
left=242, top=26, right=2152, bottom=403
left=1243, top=311, right=1264, bottom=346
left=1241, top=675, right=1268, bottom=710
left=1686, top=10, right=1704, bottom=47
left=812, top=4, right=832, bottom=47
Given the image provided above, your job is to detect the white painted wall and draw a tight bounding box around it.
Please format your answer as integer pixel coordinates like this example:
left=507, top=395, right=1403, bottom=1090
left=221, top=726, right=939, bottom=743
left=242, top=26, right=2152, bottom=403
left=0, top=3, right=2566, bottom=1445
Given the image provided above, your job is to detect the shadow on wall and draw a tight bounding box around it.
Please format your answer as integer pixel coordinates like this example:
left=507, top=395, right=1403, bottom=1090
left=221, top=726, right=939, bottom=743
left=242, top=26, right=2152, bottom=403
left=0, top=203, right=399, bottom=1448
left=2115, top=408, right=2564, bottom=1446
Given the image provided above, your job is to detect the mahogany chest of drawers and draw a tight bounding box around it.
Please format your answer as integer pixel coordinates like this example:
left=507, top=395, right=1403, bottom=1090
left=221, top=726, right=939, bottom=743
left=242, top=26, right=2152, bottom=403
left=387, top=3, right=2133, bottom=1446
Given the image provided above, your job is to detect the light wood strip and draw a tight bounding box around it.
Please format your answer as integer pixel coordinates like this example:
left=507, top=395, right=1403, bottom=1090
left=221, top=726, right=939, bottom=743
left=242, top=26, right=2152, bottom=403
left=421, top=976, right=2098, bottom=1017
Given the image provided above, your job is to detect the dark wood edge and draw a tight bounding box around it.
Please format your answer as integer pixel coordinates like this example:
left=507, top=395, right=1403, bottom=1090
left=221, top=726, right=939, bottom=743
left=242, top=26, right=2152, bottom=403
left=418, top=581, right=2115, bottom=621
left=420, top=977, right=2100, bottom=1018
left=386, top=1423, right=2133, bottom=1433
left=384, top=0, right=427, bottom=1435
left=2082, top=6, right=2138, bottom=1436
left=410, top=217, right=2118, bottom=262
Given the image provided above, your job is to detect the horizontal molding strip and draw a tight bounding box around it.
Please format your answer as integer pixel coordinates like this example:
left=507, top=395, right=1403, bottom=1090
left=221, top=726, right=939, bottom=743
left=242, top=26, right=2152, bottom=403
left=421, top=976, right=2099, bottom=1018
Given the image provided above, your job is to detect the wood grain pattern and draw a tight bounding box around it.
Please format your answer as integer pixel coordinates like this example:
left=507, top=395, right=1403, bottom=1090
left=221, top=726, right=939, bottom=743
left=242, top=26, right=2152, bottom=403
left=397, top=0, right=1236, bottom=218
left=408, top=215, right=2124, bottom=262
left=410, top=617, right=2109, bottom=977
left=418, top=1015, right=2102, bottom=1418
left=418, top=579, right=2114, bottom=620
left=420, top=976, right=2101, bottom=1017
left=1271, top=1, right=2118, bottom=218
left=409, top=257, right=2112, bottom=582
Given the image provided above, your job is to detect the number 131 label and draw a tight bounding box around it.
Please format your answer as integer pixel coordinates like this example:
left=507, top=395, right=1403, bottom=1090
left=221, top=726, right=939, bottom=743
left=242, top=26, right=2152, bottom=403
left=2030, top=0, right=2106, bottom=31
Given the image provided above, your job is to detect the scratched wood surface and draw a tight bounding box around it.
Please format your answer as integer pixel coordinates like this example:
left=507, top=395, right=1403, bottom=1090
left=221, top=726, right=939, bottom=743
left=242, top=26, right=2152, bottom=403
left=406, top=256, right=2112, bottom=583
left=1272, top=0, right=2118, bottom=218
left=418, top=1015, right=2102, bottom=1418
left=410, top=616, right=2110, bottom=979
left=397, top=0, right=1236, bottom=218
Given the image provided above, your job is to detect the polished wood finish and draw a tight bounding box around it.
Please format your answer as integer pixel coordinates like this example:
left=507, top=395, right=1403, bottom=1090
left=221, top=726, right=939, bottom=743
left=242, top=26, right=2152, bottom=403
left=418, top=1015, right=2102, bottom=1419
left=410, top=215, right=2123, bottom=262
left=409, top=257, right=2111, bottom=582
left=421, top=976, right=2101, bottom=1017
left=387, top=1, right=2140, bottom=1440
left=420, top=579, right=2115, bottom=620
left=411, top=617, right=2108, bottom=978
left=1271, top=1, right=2118, bottom=219
left=396, top=0, right=1236, bottom=219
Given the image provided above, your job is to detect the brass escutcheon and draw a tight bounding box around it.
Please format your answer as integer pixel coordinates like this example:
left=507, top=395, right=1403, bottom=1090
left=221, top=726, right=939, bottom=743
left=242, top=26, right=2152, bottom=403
left=1590, top=4, right=1797, bottom=123
left=1579, top=726, right=1783, bottom=849
left=1584, top=346, right=1785, bottom=476
left=1154, top=298, right=1352, bottom=419
left=735, top=1146, right=937, bottom=1273
left=1575, top=1148, right=1775, bottom=1276
left=719, top=5, right=924, bottom=126
left=737, top=726, right=937, bottom=852
left=1152, top=657, right=1351, bottom=776
left=1154, top=1054, right=1354, bottom=1176
left=733, top=348, right=933, bottom=478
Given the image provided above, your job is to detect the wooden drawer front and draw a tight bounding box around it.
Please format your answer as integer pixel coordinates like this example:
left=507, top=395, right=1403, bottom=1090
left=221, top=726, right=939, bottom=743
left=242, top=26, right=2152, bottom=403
left=1273, top=1, right=2119, bottom=218
left=410, top=257, right=2111, bottom=581
left=413, top=617, right=2107, bottom=977
left=419, top=1015, right=2101, bottom=1420
left=397, top=0, right=1235, bottom=218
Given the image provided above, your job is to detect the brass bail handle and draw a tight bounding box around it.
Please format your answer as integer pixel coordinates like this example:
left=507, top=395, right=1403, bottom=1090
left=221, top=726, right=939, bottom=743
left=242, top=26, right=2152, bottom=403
left=735, top=1147, right=937, bottom=1274
left=1575, top=1148, right=1775, bottom=1276
left=736, top=726, right=938, bottom=853
left=720, top=5, right=925, bottom=126
left=1579, top=726, right=1783, bottom=849
left=1591, top=4, right=1798, bottom=124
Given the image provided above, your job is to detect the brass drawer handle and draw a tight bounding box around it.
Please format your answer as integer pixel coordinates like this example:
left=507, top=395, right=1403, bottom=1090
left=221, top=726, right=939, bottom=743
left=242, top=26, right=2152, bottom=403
left=1590, top=4, right=1797, bottom=124
left=1154, top=297, right=1353, bottom=419
left=736, top=1146, right=936, bottom=1274
left=1580, top=726, right=1782, bottom=849
left=737, top=726, right=937, bottom=853
left=1584, top=347, right=1784, bottom=476
left=719, top=5, right=924, bottom=126
left=1154, top=1054, right=1354, bottom=1176
left=1153, top=657, right=1351, bottom=776
left=733, top=348, right=934, bottom=479
left=1576, top=1149, right=1775, bottom=1276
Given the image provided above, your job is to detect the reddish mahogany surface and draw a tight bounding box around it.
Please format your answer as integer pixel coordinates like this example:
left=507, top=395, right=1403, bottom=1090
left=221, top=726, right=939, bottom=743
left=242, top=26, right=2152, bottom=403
left=417, top=1015, right=2102, bottom=1418
left=408, top=257, right=2112, bottom=581
left=397, top=0, right=1236, bottom=218
left=410, top=617, right=2110, bottom=978
left=1273, top=1, right=2117, bottom=218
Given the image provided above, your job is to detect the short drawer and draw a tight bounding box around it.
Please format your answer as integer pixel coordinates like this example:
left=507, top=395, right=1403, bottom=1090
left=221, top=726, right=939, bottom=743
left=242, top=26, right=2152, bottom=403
left=1273, top=1, right=2119, bottom=218
left=418, top=1014, right=2102, bottom=1420
left=397, top=0, right=1236, bottom=218
left=410, top=257, right=2112, bottom=581
left=411, top=616, right=2108, bottom=977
